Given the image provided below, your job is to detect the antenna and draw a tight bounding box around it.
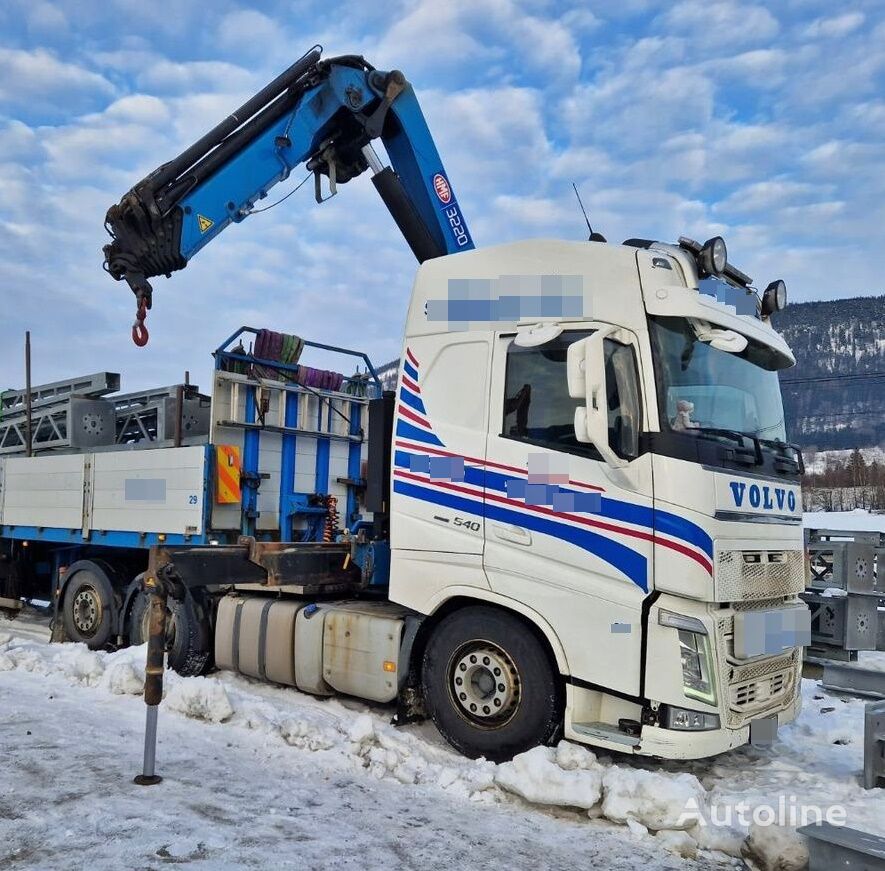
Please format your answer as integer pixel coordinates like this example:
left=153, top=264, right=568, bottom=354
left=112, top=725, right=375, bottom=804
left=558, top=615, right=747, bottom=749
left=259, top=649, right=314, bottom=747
left=572, top=183, right=606, bottom=243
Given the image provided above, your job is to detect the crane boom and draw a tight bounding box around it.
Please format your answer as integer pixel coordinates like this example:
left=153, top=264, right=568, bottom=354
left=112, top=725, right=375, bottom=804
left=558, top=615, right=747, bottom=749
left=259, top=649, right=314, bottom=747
left=102, top=47, right=474, bottom=343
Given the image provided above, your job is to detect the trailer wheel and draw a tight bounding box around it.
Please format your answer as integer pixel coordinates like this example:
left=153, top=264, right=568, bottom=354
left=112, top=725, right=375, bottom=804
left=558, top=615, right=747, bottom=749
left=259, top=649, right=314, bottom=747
left=62, top=567, right=115, bottom=649
left=422, top=606, right=560, bottom=762
left=129, top=587, right=212, bottom=677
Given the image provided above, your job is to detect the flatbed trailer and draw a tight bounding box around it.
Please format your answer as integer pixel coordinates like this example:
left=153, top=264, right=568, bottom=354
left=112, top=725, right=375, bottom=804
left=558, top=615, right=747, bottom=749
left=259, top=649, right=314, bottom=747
left=0, top=328, right=387, bottom=675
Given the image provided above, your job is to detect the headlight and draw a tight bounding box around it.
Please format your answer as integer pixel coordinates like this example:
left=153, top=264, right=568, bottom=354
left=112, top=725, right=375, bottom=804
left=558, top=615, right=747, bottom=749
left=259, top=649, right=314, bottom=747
left=699, top=236, right=727, bottom=276
left=761, top=279, right=787, bottom=316
left=678, top=629, right=716, bottom=705
left=662, top=705, right=721, bottom=731
left=659, top=610, right=717, bottom=705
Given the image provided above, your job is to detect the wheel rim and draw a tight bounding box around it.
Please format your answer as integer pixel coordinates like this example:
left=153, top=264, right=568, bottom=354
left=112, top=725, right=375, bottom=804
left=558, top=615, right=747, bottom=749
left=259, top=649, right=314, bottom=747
left=448, top=640, right=521, bottom=727
left=72, top=586, right=102, bottom=637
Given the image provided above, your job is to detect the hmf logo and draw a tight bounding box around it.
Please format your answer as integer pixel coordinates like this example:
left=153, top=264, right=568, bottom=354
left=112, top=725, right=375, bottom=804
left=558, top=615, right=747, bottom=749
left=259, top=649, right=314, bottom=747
left=433, top=173, right=452, bottom=204
left=729, top=481, right=797, bottom=513
left=431, top=171, right=471, bottom=249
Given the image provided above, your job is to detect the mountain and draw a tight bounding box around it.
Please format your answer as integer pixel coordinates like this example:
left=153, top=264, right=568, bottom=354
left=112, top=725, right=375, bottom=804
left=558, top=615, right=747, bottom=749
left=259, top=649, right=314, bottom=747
left=776, top=295, right=885, bottom=450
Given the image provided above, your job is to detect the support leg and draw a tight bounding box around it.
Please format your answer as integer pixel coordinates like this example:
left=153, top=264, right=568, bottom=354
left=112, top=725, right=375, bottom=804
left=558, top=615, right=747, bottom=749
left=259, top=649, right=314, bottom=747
left=134, top=572, right=167, bottom=786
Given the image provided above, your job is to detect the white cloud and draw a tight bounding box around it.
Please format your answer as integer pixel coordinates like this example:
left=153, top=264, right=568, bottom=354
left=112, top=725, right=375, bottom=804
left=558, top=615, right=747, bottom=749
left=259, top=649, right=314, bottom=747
left=705, top=49, right=788, bottom=88
left=419, top=86, right=552, bottom=195
left=562, top=64, right=716, bottom=153
left=803, top=12, right=865, bottom=39
left=844, top=100, right=885, bottom=135
left=715, top=179, right=824, bottom=214
left=215, top=9, right=294, bottom=62
left=374, top=2, right=505, bottom=80
left=650, top=121, right=794, bottom=190
left=561, top=7, right=602, bottom=34
left=0, top=120, right=38, bottom=160
left=801, top=139, right=882, bottom=180
left=137, top=59, right=257, bottom=96
left=102, top=94, right=171, bottom=126
left=0, top=48, right=115, bottom=115
left=40, top=109, right=174, bottom=183
left=657, top=1, right=779, bottom=46
left=374, top=0, right=580, bottom=83
left=26, top=1, right=68, bottom=35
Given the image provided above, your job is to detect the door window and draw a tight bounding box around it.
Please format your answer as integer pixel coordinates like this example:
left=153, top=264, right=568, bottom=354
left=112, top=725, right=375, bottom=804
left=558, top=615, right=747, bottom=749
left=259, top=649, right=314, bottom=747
left=502, top=331, right=642, bottom=460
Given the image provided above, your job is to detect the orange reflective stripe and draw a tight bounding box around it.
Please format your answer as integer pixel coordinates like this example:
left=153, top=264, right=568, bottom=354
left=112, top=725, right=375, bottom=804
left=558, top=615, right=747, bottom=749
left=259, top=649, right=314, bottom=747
left=215, top=445, right=242, bottom=504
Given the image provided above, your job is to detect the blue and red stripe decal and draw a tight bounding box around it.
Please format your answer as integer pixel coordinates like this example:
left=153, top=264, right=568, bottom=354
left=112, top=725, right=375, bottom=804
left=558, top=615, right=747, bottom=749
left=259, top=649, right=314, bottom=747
left=393, top=348, right=714, bottom=590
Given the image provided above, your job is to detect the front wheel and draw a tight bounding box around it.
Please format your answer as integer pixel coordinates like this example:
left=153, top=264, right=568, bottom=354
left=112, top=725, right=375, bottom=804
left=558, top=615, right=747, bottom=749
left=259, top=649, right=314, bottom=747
left=422, top=606, right=561, bottom=762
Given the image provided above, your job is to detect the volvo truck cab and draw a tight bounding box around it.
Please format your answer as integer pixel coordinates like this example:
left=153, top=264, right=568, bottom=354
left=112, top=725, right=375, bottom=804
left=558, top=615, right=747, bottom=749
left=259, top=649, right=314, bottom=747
left=389, top=236, right=807, bottom=759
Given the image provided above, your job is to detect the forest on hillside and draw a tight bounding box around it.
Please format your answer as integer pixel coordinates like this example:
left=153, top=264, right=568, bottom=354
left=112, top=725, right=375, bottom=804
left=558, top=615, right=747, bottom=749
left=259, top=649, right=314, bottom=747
left=777, top=295, right=884, bottom=450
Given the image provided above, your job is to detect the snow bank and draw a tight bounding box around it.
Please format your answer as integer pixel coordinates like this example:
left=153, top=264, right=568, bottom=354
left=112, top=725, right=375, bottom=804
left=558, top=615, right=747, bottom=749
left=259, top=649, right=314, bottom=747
left=494, top=745, right=602, bottom=810
left=59, top=648, right=104, bottom=685
left=492, top=740, right=707, bottom=842
left=742, top=823, right=809, bottom=871
left=602, top=767, right=706, bottom=831
left=279, top=717, right=338, bottom=751
left=103, top=660, right=144, bottom=695
left=163, top=676, right=234, bottom=723
left=345, top=711, right=496, bottom=796
left=655, top=828, right=698, bottom=859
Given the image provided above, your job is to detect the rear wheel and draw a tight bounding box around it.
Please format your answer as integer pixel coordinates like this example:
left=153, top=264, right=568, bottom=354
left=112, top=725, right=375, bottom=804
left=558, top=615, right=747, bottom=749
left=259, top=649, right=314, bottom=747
left=422, top=606, right=561, bottom=762
left=128, top=583, right=211, bottom=677
left=62, top=568, right=115, bottom=648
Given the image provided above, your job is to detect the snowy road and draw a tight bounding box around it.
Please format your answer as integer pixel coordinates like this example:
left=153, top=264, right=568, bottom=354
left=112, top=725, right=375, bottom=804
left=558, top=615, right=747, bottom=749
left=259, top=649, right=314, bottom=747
left=1, top=612, right=883, bottom=870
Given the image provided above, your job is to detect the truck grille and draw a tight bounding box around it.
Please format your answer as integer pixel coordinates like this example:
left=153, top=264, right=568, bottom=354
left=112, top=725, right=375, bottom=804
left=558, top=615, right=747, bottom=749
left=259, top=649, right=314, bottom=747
left=723, top=649, right=799, bottom=728
left=729, top=667, right=794, bottom=717
left=715, top=549, right=805, bottom=602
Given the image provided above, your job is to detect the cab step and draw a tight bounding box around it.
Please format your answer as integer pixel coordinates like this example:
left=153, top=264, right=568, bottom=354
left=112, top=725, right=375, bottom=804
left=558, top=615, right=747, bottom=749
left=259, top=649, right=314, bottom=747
left=572, top=721, right=641, bottom=748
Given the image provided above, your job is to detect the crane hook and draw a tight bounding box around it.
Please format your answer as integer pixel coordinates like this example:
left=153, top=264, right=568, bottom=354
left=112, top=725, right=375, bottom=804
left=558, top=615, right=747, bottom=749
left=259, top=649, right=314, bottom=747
left=132, top=300, right=149, bottom=347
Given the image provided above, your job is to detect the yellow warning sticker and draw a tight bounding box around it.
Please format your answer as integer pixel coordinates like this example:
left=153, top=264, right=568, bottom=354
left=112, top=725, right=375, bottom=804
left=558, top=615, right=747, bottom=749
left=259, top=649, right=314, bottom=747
left=197, top=214, right=214, bottom=233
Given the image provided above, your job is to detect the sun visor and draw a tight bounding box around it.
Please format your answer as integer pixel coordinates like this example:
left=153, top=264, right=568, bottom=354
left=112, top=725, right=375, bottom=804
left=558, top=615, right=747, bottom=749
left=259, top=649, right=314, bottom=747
left=644, top=283, right=795, bottom=367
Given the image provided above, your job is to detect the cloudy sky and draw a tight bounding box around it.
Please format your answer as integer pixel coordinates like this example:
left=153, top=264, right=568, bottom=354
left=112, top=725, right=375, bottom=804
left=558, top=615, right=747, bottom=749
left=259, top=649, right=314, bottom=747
left=0, top=0, right=882, bottom=392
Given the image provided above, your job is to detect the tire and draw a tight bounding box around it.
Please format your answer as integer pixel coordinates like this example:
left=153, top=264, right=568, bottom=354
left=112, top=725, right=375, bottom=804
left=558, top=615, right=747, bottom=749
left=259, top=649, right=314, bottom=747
left=422, top=606, right=561, bottom=762
left=62, top=567, right=116, bottom=648
left=128, top=585, right=212, bottom=677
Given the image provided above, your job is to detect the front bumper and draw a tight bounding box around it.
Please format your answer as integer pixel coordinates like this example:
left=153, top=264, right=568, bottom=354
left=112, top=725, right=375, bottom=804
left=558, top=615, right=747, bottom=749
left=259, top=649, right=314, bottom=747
left=562, top=665, right=803, bottom=760
left=563, top=591, right=806, bottom=759
left=637, top=689, right=802, bottom=759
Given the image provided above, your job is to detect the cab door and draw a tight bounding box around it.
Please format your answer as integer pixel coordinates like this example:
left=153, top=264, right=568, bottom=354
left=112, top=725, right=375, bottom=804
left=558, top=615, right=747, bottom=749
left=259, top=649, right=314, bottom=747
left=483, top=326, right=654, bottom=697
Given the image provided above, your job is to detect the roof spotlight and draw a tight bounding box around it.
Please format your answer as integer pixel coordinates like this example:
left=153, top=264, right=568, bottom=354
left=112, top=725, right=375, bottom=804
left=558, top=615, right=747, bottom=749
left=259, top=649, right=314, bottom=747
left=698, top=236, right=728, bottom=276
left=761, top=279, right=787, bottom=316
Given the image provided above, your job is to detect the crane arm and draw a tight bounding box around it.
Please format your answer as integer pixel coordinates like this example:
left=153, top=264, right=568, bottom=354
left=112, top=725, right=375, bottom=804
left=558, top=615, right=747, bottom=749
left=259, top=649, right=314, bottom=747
left=102, top=47, right=473, bottom=343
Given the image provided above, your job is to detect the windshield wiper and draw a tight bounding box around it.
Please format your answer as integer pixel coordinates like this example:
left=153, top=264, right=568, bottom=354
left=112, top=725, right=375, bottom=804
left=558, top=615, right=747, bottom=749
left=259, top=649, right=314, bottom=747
left=757, top=438, right=804, bottom=475
left=693, top=427, right=763, bottom=466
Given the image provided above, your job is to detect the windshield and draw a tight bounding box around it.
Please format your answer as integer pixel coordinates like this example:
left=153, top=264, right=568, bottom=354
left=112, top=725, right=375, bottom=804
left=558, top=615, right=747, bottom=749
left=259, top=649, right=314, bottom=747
left=649, top=316, right=788, bottom=442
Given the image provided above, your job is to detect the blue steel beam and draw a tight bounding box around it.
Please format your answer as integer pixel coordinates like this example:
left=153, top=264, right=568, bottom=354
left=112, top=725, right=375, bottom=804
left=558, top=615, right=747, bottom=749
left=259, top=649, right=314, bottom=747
left=279, top=391, right=299, bottom=540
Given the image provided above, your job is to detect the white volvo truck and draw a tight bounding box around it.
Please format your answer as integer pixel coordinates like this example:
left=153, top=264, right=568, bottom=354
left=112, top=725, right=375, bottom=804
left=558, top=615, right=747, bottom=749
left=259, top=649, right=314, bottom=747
left=2, top=234, right=809, bottom=762
left=381, top=235, right=808, bottom=760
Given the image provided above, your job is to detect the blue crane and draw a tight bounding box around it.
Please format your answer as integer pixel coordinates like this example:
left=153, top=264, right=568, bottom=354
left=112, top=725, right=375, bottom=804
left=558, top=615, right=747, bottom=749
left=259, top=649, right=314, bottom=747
left=103, top=46, right=474, bottom=345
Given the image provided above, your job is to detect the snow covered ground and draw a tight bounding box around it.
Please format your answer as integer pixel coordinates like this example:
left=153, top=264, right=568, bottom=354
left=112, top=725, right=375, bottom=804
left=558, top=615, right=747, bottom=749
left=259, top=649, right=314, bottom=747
left=2, top=612, right=884, bottom=871
left=803, top=509, right=884, bottom=533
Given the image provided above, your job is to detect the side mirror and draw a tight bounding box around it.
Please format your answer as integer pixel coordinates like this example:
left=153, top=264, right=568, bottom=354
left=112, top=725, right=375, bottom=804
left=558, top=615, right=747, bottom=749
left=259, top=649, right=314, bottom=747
left=566, top=328, right=628, bottom=469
